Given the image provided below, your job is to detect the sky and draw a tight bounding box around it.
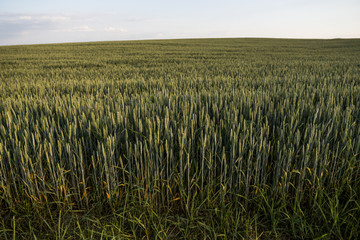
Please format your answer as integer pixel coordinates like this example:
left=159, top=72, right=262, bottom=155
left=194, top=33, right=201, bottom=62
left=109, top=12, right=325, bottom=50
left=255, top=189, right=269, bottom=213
left=0, top=0, right=359, bottom=45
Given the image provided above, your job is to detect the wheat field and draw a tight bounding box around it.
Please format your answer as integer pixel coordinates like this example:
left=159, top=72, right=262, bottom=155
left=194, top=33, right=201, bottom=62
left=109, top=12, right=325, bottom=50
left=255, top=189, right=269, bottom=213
left=0, top=38, right=360, bottom=239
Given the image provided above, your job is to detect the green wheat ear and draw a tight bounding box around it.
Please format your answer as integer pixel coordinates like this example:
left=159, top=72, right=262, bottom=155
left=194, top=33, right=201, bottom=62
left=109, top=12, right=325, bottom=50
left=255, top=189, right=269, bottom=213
left=0, top=38, right=359, bottom=239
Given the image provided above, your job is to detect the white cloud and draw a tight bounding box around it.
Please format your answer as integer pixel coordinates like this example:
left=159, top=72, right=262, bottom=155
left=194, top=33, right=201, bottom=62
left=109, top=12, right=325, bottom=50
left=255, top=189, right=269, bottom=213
left=156, top=33, right=164, bottom=38
left=104, top=27, right=127, bottom=32
left=73, top=25, right=94, bottom=32
left=19, top=16, right=32, bottom=20
left=17, top=15, right=69, bottom=22
left=40, top=16, right=70, bottom=22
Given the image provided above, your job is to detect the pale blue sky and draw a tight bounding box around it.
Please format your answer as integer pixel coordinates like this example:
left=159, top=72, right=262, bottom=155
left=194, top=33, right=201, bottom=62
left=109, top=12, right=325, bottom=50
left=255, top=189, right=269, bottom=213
left=0, top=0, right=359, bottom=45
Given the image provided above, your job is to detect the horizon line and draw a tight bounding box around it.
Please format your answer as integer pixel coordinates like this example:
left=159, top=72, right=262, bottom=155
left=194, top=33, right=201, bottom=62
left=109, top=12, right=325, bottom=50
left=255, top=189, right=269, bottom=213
left=1, top=36, right=360, bottom=47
